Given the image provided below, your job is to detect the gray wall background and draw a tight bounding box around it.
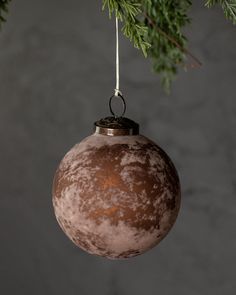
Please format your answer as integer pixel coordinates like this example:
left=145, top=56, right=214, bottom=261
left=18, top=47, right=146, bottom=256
left=0, top=1, right=235, bottom=294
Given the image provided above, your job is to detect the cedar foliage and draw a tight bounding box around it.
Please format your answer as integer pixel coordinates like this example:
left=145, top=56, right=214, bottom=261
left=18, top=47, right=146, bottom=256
left=103, top=0, right=236, bottom=90
left=0, top=0, right=11, bottom=29
left=0, top=0, right=236, bottom=90
left=206, top=0, right=236, bottom=24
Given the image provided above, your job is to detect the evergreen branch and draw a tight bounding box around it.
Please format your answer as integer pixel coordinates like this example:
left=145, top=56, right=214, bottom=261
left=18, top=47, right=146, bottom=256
left=102, top=0, right=151, bottom=57
left=145, top=14, right=202, bottom=69
left=144, top=0, right=193, bottom=91
left=0, top=0, right=11, bottom=30
left=205, top=0, right=236, bottom=24
left=0, top=0, right=235, bottom=93
left=103, top=0, right=194, bottom=92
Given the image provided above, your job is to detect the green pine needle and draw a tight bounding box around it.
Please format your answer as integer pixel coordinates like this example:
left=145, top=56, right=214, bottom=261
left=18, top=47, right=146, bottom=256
left=103, top=0, right=151, bottom=58
left=205, top=0, right=236, bottom=24
left=0, top=0, right=235, bottom=92
left=103, top=0, right=191, bottom=92
left=103, top=0, right=236, bottom=92
left=0, top=0, right=11, bottom=30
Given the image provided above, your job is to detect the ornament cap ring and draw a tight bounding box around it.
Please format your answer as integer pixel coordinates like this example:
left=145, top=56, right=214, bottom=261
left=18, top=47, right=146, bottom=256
left=109, top=93, right=126, bottom=118
left=94, top=116, right=139, bottom=136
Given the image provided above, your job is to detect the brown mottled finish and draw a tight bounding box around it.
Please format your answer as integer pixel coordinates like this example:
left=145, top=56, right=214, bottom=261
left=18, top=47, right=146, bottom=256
left=52, top=132, right=181, bottom=259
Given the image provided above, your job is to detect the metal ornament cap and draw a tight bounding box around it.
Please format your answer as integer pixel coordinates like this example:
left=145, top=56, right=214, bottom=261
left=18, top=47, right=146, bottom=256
left=94, top=116, right=140, bottom=136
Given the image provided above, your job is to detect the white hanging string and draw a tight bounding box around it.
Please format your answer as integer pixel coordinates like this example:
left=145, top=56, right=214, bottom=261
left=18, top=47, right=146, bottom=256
left=114, top=16, right=122, bottom=97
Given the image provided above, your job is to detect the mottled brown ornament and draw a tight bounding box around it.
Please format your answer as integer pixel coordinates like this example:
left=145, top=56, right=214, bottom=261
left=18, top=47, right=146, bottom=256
left=52, top=117, right=181, bottom=259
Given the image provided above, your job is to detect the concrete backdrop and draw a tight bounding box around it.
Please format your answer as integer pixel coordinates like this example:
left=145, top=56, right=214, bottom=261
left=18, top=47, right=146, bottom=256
left=0, top=1, right=235, bottom=294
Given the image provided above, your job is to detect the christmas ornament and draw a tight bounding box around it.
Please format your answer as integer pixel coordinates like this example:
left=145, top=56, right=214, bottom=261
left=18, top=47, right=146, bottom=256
left=52, top=17, right=181, bottom=259
left=53, top=114, right=181, bottom=259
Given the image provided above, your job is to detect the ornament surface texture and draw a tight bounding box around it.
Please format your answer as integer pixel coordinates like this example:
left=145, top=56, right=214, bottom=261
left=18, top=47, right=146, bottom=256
left=52, top=132, right=181, bottom=259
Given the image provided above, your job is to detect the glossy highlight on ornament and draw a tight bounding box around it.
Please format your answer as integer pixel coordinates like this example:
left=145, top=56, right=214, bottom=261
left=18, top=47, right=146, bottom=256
left=52, top=115, right=181, bottom=259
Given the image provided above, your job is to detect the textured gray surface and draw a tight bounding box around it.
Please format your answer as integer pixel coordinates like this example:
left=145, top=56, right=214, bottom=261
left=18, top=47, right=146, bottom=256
left=0, top=1, right=235, bottom=294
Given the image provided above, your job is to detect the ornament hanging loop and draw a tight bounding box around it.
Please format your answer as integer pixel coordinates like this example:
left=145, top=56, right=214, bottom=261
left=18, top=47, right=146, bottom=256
left=114, top=16, right=122, bottom=97
left=109, top=93, right=126, bottom=118
left=108, top=15, right=126, bottom=119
